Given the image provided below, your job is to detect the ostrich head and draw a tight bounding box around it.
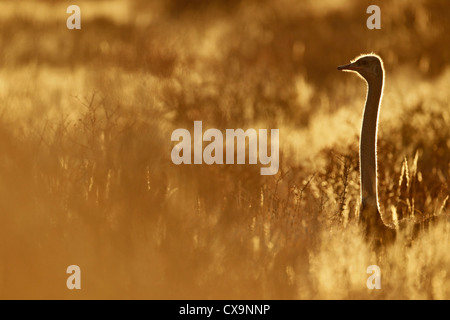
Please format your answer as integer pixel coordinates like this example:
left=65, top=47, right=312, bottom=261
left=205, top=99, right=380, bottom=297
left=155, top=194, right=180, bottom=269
left=337, top=54, right=383, bottom=82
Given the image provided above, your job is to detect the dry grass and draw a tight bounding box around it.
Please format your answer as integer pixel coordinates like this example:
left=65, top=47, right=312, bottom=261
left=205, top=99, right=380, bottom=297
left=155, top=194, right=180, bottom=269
left=0, top=0, right=448, bottom=299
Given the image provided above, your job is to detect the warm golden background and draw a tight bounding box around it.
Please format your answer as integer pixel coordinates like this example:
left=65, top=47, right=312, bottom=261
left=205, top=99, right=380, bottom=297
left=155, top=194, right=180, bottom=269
left=0, top=0, right=449, bottom=299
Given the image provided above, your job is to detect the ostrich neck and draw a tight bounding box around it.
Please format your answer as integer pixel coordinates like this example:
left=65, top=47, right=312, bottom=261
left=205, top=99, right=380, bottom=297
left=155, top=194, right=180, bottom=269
left=360, top=76, right=383, bottom=212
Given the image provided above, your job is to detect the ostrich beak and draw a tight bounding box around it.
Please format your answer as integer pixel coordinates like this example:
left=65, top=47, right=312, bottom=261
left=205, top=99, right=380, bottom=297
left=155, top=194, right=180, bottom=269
left=337, top=62, right=358, bottom=71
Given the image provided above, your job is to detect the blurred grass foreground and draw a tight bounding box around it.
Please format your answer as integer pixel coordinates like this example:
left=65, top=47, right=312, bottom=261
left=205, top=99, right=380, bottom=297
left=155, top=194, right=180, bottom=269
left=0, top=0, right=449, bottom=299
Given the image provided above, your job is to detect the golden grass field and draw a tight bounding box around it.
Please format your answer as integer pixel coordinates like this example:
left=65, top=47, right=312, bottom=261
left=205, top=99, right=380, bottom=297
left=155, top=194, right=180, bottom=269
left=0, top=0, right=449, bottom=299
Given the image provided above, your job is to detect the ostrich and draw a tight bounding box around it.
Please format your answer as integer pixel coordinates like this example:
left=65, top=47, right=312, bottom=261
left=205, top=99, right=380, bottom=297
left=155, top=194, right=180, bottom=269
left=337, top=54, right=396, bottom=244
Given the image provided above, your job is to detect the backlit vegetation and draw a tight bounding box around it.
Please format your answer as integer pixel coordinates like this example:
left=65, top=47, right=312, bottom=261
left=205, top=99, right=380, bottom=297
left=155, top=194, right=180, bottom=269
left=0, top=0, right=448, bottom=299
